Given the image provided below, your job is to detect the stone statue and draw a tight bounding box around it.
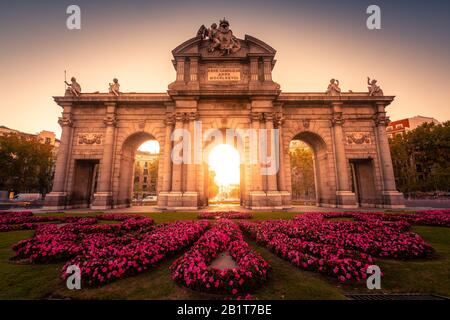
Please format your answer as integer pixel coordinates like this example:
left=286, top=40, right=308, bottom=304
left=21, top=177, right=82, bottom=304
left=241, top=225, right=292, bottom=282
left=109, top=78, right=120, bottom=96
left=326, top=78, right=341, bottom=96
left=65, top=77, right=81, bottom=97
left=198, top=19, right=240, bottom=55
left=367, top=77, right=383, bottom=96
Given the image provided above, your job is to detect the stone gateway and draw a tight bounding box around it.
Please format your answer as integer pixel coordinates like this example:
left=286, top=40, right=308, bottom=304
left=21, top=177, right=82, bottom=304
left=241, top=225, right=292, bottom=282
left=44, top=20, right=404, bottom=210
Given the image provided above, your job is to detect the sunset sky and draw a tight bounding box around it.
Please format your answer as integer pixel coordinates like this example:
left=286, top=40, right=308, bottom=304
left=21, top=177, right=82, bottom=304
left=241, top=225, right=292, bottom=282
left=0, top=0, right=449, bottom=137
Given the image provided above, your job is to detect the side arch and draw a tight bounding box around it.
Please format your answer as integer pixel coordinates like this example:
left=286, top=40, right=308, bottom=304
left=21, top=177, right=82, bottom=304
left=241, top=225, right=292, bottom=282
left=284, top=125, right=336, bottom=207
left=113, top=126, right=164, bottom=207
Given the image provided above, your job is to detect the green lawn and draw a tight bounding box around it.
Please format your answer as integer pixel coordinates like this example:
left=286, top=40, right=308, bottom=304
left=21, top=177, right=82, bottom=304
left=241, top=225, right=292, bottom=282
left=0, top=211, right=448, bottom=300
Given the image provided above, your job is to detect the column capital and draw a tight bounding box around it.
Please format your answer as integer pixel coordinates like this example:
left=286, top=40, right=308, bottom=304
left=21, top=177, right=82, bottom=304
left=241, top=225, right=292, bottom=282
left=58, top=116, right=73, bottom=128
left=250, top=112, right=263, bottom=122
left=330, top=112, right=345, bottom=126
left=187, top=111, right=199, bottom=121
left=264, top=112, right=275, bottom=122
left=103, top=115, right=117, bottom=127
left=274, top=113, right=284, bottom=127
left=175, top=112, right=186, bottom=123
left=373, top=113, right=390, bottom=127
left=164, top=113, right=175, bottom=126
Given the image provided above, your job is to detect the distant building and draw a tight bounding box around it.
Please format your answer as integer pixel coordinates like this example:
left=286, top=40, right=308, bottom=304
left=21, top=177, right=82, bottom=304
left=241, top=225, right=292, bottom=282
left=133, top=151, right=159, bottom=199
left=387, top=116, right=440, bottom=139
left=0, top=125, right=60, bottom=152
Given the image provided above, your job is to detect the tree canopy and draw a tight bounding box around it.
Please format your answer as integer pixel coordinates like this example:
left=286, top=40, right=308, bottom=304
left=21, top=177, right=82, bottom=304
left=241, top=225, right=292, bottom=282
left=389, top=121, right=450, bottom=195
left=0, top=133, right=55, bottom=195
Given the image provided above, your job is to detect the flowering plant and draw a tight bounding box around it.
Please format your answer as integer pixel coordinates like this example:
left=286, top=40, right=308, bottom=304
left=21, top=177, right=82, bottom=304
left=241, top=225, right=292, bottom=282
left=197, top=211, right=252, bottom=220
left=171, top=220, right=270, bottom=296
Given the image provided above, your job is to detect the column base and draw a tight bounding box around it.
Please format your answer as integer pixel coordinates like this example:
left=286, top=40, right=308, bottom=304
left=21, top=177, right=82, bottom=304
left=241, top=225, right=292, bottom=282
left=182, top=191, right=199, bottom=208
left=91, top=192, right=113, bottom=210
left=166, top=191, right=183, bottom=208
left=44, top=192, right=68, bottom=210
left=157, top=191, right=169, bottom=208
left=249, top=191, right=267, bottom=209
left=266, top=191, right=282, bottom=207
left=382, top=191, right=405, bottom=208
left=279, top=191, right=292, bottom=208
left=336, top=191, right=358, bottom=209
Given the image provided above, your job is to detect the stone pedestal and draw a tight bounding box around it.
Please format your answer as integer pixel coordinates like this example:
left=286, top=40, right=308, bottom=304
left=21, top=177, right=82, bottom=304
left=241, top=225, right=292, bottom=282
left=91, top=192, right=113, bottom=210
left=249, top=191, right=267, bottom=209
left=166, top=191, right=183, bottom=208
left=279, top=191, right=292, bottom=208
left=266, top=191, right=282, bottom=208
left=336, top=191, right=358, bottom=208
left=157, top=191, right=169, bottom=209
left=182, top=191, right=199, bottom=209
left=382, top=191, right=405, bottom=208
left=43, top=192, right=67, bottom=210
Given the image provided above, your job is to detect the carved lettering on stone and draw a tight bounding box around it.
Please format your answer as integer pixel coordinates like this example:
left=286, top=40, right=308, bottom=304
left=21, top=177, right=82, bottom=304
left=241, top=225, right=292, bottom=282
left=78, top=133, right=102, bottom=145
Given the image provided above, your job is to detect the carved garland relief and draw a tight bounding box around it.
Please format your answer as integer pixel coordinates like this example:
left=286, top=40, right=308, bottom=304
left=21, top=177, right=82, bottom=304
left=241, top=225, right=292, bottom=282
left=78, top=133, right=103, bottom=145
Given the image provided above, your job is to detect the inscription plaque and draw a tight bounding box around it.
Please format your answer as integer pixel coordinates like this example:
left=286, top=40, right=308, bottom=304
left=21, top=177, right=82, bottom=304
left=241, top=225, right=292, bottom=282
left=207, top=67, right=241, bottom=81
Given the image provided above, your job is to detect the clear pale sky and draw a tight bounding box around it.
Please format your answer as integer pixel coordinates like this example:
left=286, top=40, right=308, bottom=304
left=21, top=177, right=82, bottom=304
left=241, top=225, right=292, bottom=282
left=1, top=0, right=449, bottom=138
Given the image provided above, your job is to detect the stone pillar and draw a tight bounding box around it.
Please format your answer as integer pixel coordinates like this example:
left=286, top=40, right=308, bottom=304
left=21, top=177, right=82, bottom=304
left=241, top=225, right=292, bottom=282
left=92, top=103, right=117, bottom=209
left=374, top=102, right=405, bottom=208
left=250, top=57, right=259, bottom=81
left=183, top=112, right=199, bottom=208
left=263, top=58, right=272, bottom=81
left=264, top=113, right=282, bottom=207
left=331, top=102, right=357, bottom=208
left=44, top=103, right=73, bottom=209
left=176, top=57, right=185, bottom=82
left=157, top=113, right=174, bottom=208
left=189, top=57, right=198, bottom=82
left=264, top=113, right=278, bottom=191
left=167, top=112, right=184, bottom=208
left=275, top=114, right=291, bottom=207
left=249, top=112, right=266, bottom=208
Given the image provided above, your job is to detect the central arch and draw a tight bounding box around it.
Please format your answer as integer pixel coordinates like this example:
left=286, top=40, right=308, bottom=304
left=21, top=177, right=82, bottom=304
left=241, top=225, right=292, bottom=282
left=207, top=144, right=241, bottom=205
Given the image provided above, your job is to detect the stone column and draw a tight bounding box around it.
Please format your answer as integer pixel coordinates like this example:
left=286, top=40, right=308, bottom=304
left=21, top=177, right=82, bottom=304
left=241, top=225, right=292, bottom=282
left=265, top=113, right=282, bottom=207
left=157, top=113, right=174, bottom=208
left=250, top=57, right=259, bottom=81
left=331, top=102, right=357, bottom=208
left=92, top=103, right=117, bottom=209
left=44, top=103, right=73, bottom=209
left=374, top=102, right=405, bottom=207
left=189, top=57, right=198, bottom=82
left=249, top=112, right=266, bottom=208
left=167, top=113, right=184, bottom=208
left=264, top=113, right=278, bottom=191
left=183, top=112, right=199, bottom=208
left=176, top=57, right=185, bottom=82
left=263, top=58, right=272, bottom=81
left=275, top=114, right=291, bottom=207
left=171, top=113, right=184, bottom=192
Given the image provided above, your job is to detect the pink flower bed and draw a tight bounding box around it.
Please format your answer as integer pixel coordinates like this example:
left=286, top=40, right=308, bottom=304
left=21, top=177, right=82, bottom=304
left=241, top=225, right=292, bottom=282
left=240, top=213, right=434, bottom=282
left=316, top=209, right=450, bottom=227
left=0, top=211, right=99, bottom=232
left=63, top=220, right=209, bottom=286
left=12, top=216, right=154, bottom=263
left=171, top=220, right=270, bottom=296
left=198, top=211, right=252, bottom=220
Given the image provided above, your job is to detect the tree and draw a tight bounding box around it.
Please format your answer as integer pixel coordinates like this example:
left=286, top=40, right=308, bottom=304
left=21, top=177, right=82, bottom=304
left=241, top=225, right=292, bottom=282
left=289, top=142, right=316, bottom=201
left=389, top=121, right=450, bottom=195
left=0, top=133, right=55, bottom=194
